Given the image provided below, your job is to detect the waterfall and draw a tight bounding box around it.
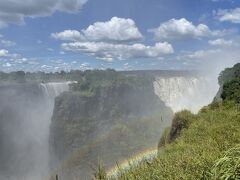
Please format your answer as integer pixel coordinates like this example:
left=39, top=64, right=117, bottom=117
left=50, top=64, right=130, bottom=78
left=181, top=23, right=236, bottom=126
left=40, top=82, right=71, bottom=98
left=35, top=82, right=71, bottom=178
left=0, top=82, right=71, bottom=180
left=153, top=76, right=219, bottom=113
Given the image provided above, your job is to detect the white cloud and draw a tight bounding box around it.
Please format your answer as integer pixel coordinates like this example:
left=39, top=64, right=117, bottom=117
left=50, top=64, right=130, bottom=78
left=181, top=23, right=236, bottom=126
left=215, top=8, right=240, bottom=23
left=81, top=17, right=143, bottom=42
left=52, top=17, right=173, bottom=61
left=0, top=0, right=88, bottom=28
left=52, top=17, right=143, bottom=42
left=51, top=30, right=83, bottom=41
left=0, top=40, right=16, bottom=47
left=149, top=18, right=223, bottom=40
left=0, top=49, right=9, bottom=57
left=186, top=49, right=221, bottom=59
left=0, top=49, right=39, bottom=67
left=80, top=62, right=92, bottom=70
left=47, top=48, right=54, bottom=52
left=208, top=38, right=233, bottom=46
left=62, top=42, right=174, bottom=61
left=2, top=62, right=12, bottom=67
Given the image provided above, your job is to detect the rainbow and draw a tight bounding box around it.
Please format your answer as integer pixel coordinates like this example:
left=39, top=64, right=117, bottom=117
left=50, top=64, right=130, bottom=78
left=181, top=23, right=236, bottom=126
left=107, top=148, right=158, bottom=178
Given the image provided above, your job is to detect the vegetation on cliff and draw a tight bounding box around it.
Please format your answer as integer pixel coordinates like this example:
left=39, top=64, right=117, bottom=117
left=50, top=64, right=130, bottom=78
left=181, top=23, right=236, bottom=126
left=49, top=70, right=173, bottom=179
left=95, top=63, right=240, bottom=179
left=107, top=101, right=240, bottom=179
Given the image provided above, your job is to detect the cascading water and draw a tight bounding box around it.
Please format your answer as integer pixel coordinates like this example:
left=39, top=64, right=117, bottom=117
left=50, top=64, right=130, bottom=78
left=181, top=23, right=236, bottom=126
left=153, top=76, right=219, bottom=113
left=40, top=82, right=71, bottom=98
left=36, top=82, right=71, bottom=178
left=0, top=82, right=71, bottom=180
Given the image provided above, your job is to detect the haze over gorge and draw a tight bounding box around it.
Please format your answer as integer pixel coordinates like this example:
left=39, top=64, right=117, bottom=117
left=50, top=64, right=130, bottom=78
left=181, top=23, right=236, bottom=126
left=0, top=70, right=219, bottom=179
left=0, top=0, right=240, bottom=179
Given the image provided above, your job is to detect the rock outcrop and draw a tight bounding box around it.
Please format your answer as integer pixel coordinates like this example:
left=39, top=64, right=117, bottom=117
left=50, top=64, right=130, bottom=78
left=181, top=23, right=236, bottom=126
left=49, top=81, right=173, bottom=179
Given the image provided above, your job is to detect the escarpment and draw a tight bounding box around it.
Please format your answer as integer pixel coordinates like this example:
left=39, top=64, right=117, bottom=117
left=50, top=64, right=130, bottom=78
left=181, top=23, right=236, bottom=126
left=49, top=78, right=173, bottom=179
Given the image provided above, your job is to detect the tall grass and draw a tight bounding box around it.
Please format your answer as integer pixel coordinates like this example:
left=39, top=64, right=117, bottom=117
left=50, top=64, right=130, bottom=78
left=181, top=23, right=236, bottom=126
left=96, top=102, right=240, bottom=179
left=209, top=144, right=240, bottom=179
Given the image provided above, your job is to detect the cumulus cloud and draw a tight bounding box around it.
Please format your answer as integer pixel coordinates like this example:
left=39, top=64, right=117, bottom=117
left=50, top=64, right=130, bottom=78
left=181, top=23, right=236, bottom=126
left=52, top=17, right=173, bottom=61
left=215, top=8, right=240, bottom=23
left=0, top=0, right=88, bottom=28
left=52, top=17, right=143, bottom=42
left=208, top=38, right=233, bottom=46
left=51, top=30, right=83, bottom=41
left=0, top=49, right=9, bottom=57
left=81, top=17, right=143, bottom=42
left=149, top=18, right=224, bottom=40
left=61, top=42, right=174, bottom=61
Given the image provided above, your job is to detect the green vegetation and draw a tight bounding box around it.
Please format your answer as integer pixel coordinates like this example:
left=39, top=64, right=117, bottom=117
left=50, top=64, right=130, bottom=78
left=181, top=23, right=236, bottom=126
left=158, top=110, right=195, bottom=148
left=221, top=78, right=240, bottom=103
left=70, top=69, right=154, bottom=97
left=49, top=69, right=172, bottom=179
left=209, top=144, right=240, bottom=179
left=107, top=102, right=240, bottom=179
left=94, top=63, right=240, bottom=179
left=218, top=63, right=240, bottom=103
left=218, top=63, right=240, bottom=86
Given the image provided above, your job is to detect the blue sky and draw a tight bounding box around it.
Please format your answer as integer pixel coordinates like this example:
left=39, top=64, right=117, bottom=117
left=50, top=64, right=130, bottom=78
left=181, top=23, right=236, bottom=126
left=0, top=0, right=239, bottom=72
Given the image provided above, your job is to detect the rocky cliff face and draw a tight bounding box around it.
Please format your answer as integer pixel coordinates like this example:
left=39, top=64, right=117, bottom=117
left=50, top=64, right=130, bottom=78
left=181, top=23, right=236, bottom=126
left=49, top=81, right=173, bottom=179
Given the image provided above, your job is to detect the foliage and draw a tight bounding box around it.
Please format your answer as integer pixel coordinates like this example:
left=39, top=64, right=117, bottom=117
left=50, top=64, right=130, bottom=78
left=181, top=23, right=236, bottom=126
left=221, top=78, right=240, bottom=103
left=158, top=110, right=195, bottom=149
left=218, top=63, right=240, bottom=87
left=168, top=110, right=195, bottom=143
left=70, top=69, right=154, bottom=97
left=94, top=163, right=108, bottom=180
left=208, top=144, right=240, bottom=180
left=93, top=63, right=240, bottom=179
left=95, top=101, right=240, bottom=179
left=158, top=127, right=171, bottom=148
left=215, top=63, right=240, bottom=103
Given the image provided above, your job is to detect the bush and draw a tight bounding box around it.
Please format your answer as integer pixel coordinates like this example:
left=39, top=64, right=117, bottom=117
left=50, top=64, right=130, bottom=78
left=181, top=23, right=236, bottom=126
left=158, top=127, right=171, bottom=148
left=221, top=78, right=240, bottom=103
left=168, top=110, right=195, bottom=143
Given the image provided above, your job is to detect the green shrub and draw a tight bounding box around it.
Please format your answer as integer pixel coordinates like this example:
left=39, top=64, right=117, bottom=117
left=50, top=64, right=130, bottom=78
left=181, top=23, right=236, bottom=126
left=221, top=78, right=240, bottom=103
left=168, top=110, right=195, bottom=143
left=158, top=127, right=171, bottom=148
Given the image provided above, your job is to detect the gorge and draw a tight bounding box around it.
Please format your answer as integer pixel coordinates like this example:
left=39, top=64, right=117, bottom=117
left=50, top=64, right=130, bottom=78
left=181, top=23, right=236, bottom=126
left=0, top=70, right=218, bottom=180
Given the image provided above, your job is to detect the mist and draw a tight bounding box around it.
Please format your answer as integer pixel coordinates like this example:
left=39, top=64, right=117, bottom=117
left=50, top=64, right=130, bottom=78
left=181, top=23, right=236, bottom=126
left=0, top=82, right=69, bottom=180
left=0, top=62, right=238, bottom=179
